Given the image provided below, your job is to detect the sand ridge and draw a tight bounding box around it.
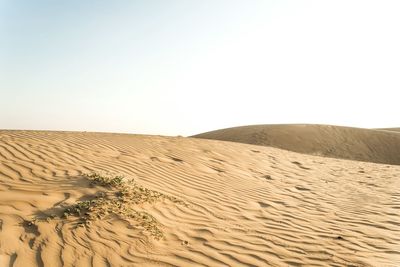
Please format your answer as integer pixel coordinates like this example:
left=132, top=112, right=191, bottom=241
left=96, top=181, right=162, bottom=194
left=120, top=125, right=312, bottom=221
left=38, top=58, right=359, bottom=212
left=379, top=128, right=400, bottom=133
left=0, top=130, right=399, bottom=266
left=193, top=124, right=400, bottom=165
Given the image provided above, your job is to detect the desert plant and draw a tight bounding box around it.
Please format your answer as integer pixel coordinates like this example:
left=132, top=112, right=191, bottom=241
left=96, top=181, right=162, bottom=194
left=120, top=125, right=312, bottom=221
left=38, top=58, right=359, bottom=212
left=41, top=172, right=184, bottom=240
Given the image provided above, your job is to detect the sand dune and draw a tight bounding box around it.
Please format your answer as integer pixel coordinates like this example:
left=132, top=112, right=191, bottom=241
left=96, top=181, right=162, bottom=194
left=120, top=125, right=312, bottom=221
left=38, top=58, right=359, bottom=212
left=379, top=128, right=400, bottom=133
left=0, top=130, right=399, bottom=266
left=193, top=124, right=400, bottom=165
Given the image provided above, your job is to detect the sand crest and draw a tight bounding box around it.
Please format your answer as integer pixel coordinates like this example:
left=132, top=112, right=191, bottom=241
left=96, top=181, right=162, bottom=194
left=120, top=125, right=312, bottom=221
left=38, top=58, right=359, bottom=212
left=193, top=124, right=400, bottom=165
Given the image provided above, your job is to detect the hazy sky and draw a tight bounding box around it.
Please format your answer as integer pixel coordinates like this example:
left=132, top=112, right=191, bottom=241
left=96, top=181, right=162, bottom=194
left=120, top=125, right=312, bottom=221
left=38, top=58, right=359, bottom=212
left=1, top=0, right=399, bottom=136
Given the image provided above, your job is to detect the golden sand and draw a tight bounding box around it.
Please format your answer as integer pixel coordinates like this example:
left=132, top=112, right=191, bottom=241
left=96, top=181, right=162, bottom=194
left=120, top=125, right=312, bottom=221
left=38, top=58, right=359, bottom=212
left=0, top=130, right=399, bottom=266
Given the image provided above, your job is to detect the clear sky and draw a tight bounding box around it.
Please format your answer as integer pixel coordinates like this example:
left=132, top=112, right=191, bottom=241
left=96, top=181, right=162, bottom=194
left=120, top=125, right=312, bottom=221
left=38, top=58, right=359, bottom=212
left=1, top=0, right=399, bottom=136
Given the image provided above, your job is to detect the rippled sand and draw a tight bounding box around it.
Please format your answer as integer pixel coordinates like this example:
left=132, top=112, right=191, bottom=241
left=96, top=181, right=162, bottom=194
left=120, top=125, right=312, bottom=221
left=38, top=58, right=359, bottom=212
left=0, top=131, right=399, bottom=266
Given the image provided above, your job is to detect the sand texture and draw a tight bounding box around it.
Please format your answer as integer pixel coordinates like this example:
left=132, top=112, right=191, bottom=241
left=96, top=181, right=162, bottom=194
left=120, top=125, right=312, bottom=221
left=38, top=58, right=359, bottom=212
left=0, top=130, right=399, bottom=266
left=379, top=128, right=400, bottom=133
left=193, top=124, right=400, bottom=165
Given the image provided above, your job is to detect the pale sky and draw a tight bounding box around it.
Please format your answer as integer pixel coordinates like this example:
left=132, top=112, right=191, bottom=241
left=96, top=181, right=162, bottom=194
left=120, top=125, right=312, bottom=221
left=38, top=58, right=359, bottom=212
left=1, top=0, right=399, bottom=136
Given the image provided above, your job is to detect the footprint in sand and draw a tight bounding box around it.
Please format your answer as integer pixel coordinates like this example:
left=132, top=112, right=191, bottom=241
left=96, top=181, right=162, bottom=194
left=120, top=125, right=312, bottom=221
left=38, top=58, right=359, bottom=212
left=263, top=174, right=273, bottom=180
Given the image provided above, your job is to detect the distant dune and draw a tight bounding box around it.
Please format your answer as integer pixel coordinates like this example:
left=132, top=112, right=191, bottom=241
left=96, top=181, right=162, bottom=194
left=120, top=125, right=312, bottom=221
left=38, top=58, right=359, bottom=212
left=379, top=128, right=400, bottom=132
left=0, top=130, right=399, bottom=266
left=193, top=124, right=400, bottom=165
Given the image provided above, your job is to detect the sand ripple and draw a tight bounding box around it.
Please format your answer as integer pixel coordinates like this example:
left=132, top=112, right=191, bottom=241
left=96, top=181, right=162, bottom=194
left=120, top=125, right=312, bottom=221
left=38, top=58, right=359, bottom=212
left=0, top=131, right=399, bottom=266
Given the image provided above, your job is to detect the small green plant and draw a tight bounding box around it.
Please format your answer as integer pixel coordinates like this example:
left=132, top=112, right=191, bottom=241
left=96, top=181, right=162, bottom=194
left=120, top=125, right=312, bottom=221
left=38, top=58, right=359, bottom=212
left=42, top=172, right=184, bottom=240
left=84, top=173, right=126, bottom=187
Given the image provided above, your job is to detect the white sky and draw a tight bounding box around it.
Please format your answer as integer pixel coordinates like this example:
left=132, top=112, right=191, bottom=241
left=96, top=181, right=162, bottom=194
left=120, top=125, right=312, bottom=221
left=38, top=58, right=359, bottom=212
left=1, top=0, right=399, bottom=136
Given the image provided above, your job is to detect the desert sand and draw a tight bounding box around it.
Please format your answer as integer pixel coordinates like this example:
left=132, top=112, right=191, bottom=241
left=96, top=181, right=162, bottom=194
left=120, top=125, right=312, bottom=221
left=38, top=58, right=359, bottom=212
left=379, top=128, right=400, bottom=133
left=193, top=124, right=400, bottom=165
left=0, top=129, right=399, bottom=266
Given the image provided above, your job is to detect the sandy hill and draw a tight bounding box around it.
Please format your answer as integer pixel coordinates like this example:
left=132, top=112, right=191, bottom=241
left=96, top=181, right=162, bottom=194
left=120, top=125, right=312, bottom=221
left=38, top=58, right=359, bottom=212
left=193, top=124, right=400, bottom=165
left=379, top=128, right=400, bottom=133
left=0, top=130, right=399, bottom=266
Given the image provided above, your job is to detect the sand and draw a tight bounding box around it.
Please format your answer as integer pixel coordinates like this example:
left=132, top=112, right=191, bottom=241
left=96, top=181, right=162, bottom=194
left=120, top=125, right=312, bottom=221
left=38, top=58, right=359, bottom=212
left=379, top=128, right=400, bottom=133
left=0, top=130, right=399, bottom=266
left=193, top=124, right=400, bottom=165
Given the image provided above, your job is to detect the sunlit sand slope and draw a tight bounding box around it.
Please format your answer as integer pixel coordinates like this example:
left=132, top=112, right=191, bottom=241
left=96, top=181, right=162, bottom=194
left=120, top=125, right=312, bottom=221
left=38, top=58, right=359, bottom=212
left=193, top=124, right=400, bottom=165
left=379, top=128, right=400, bottom=133
left=0, top=130, right=399, bottom=266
